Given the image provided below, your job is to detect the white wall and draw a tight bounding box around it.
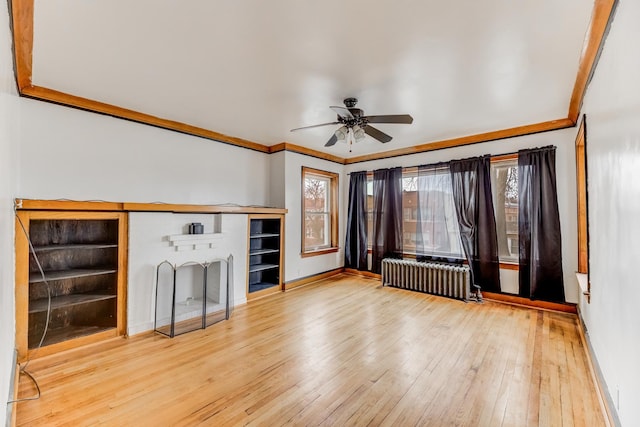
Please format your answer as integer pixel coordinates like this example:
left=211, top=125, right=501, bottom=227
left=1, top=0, right=19, bottom=423
left=578, top=1, right=640, bottom=425
left=17, top=98, right=270, bottom=206
left=127, top=212, right=248, bottom=335
left=282, top=152, right=345, bottom=282
left=344, top=130, right=580, bottom=302
left=268, top=151, right=285, bottom=208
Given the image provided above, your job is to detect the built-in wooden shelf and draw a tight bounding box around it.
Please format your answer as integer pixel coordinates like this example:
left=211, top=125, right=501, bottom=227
left=16, top=211, right=127, bottom=362
left=247, top=216, right=284, bottom=300
left=29, top=269, right=118, bottom=284
left=29, top=293, right=116, bottom=313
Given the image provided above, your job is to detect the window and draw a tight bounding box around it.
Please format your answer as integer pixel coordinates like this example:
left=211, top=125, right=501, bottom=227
left=302, top=167, right=338, bottom=255
left=490, top=157, right=519, bottom=264
left=410, top=167, right=464, bottom=260
left=365, top=168, right=464, bottom=260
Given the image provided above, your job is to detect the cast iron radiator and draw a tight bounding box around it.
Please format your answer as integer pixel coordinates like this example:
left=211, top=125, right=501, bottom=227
left=381, top=258, right=471, bottom=301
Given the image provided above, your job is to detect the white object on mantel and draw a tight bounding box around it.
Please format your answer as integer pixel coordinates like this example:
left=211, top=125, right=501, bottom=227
left=167, top=233, right=224, bottom=251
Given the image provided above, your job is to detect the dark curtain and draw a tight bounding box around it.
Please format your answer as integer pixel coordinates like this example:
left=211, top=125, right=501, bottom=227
left=518, top=146, right=565, bottom=302
left=372, top=167, right=403, bottom=274
left=344, top=171, right=369, bottom=271
left=415, top=163, right=465, bottom=264
left=450, top=156, right=501, bottom=292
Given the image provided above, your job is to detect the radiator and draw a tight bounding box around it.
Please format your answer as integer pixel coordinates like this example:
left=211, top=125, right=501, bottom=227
left=381, top=258, right=471, bottom=301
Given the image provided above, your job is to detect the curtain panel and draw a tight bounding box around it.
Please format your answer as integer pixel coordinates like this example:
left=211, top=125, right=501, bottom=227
left=344, top=171, right=369, bottom=271
left=518, top=146, right=565, bottom=302
left=372, top=167, right=403, bottom=274
left=450, top=156, right=501, bottom=292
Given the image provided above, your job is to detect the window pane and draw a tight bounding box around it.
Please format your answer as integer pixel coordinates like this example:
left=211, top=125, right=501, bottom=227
left=402, top=173, right=419, bottom=254
left=412, top=168, right=464, bottom=259
left=304, top=212, right=329, bottom=249
left=304, top=177, right=329, bottom=212
left=491, top=160, right=519, bottom=263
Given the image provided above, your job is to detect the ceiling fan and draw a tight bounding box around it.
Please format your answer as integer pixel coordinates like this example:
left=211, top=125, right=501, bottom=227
left=291, top=98, right=413, bottom=147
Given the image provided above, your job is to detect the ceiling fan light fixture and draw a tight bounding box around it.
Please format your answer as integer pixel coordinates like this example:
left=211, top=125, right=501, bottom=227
left=335, top=125, right=348, bottom=140
left=352, top=125, right=366, bottom=140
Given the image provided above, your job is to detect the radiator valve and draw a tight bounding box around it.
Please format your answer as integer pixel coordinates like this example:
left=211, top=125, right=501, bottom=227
left=473, top=285, right=483, bottom=303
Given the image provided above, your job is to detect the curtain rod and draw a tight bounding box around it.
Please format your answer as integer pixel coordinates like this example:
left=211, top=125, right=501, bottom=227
left=346, top=145, right=556, bottom=175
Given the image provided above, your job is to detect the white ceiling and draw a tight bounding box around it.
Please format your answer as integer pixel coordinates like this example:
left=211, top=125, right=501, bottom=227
left=31, top=0, right=593, bottom=158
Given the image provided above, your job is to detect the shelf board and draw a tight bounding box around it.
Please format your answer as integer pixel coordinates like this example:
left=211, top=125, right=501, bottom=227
left=30, top=325, right=116, bottom=349
left=248, top=281, right=279, bottom=293
left=250, top=233, right=280, bottom=239
left=29, top=293, right=116, bottom=313
left=249, top=248, right=280, bottom=256
left=33, top=244, right=118, bottom=252
left=248, top=263, right=279, bottom=273
left=29, top=268, right=118, bottom=283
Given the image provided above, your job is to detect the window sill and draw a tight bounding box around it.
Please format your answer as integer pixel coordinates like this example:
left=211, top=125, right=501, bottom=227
left=301, top=247, right=339, bottom=258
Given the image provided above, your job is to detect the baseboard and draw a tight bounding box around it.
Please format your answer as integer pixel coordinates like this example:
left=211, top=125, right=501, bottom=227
left=343, top=268, right=381, bottom=279
left=127, top=321, right=156, bottom=337
left=576, top=308, right=620, bottom=427
left=283, top=268, right=344, bottom=290
left=6, top=349, right=18, bottom=427
left=482, top=292, right=577, bottom=314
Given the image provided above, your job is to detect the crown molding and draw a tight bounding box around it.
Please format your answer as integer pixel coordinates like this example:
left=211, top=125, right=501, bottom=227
left=568, top=0, right=619, bottom=123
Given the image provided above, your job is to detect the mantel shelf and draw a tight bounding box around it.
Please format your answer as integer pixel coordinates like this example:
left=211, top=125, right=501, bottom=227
left=167, top=233, right=224, bottom=251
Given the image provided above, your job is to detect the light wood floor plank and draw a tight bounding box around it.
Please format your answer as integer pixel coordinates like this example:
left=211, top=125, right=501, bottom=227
left=15, top=275, right=606, bottom=426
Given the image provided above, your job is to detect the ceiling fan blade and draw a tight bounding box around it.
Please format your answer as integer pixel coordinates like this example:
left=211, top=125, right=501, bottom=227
left=365, top=114, right=414, bottom=124
left=325, top=134, right=338, bottom=147
left=290, top=122, right=339, bottom=132
left=329, top=106, right=354, bottom=120
left=364, top=125, right=393, bottom=143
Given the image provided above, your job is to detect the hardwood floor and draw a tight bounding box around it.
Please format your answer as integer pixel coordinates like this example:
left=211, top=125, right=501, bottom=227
left=15, top=275, right=605, bottom=426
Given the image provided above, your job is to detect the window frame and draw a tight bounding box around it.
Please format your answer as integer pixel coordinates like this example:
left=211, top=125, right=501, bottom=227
left=575, top=115, right=590, bottom=302
left=301, top=166, right=339, bottom=257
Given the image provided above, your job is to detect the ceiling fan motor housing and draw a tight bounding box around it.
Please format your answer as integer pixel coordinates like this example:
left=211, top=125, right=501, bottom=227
left=343, top=97, right=358, bottom=108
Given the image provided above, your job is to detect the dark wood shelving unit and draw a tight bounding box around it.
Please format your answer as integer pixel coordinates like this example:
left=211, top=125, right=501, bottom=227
left=247, top=215, right=284, bottom=300
left=15, top=211, right=127, bottom=361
